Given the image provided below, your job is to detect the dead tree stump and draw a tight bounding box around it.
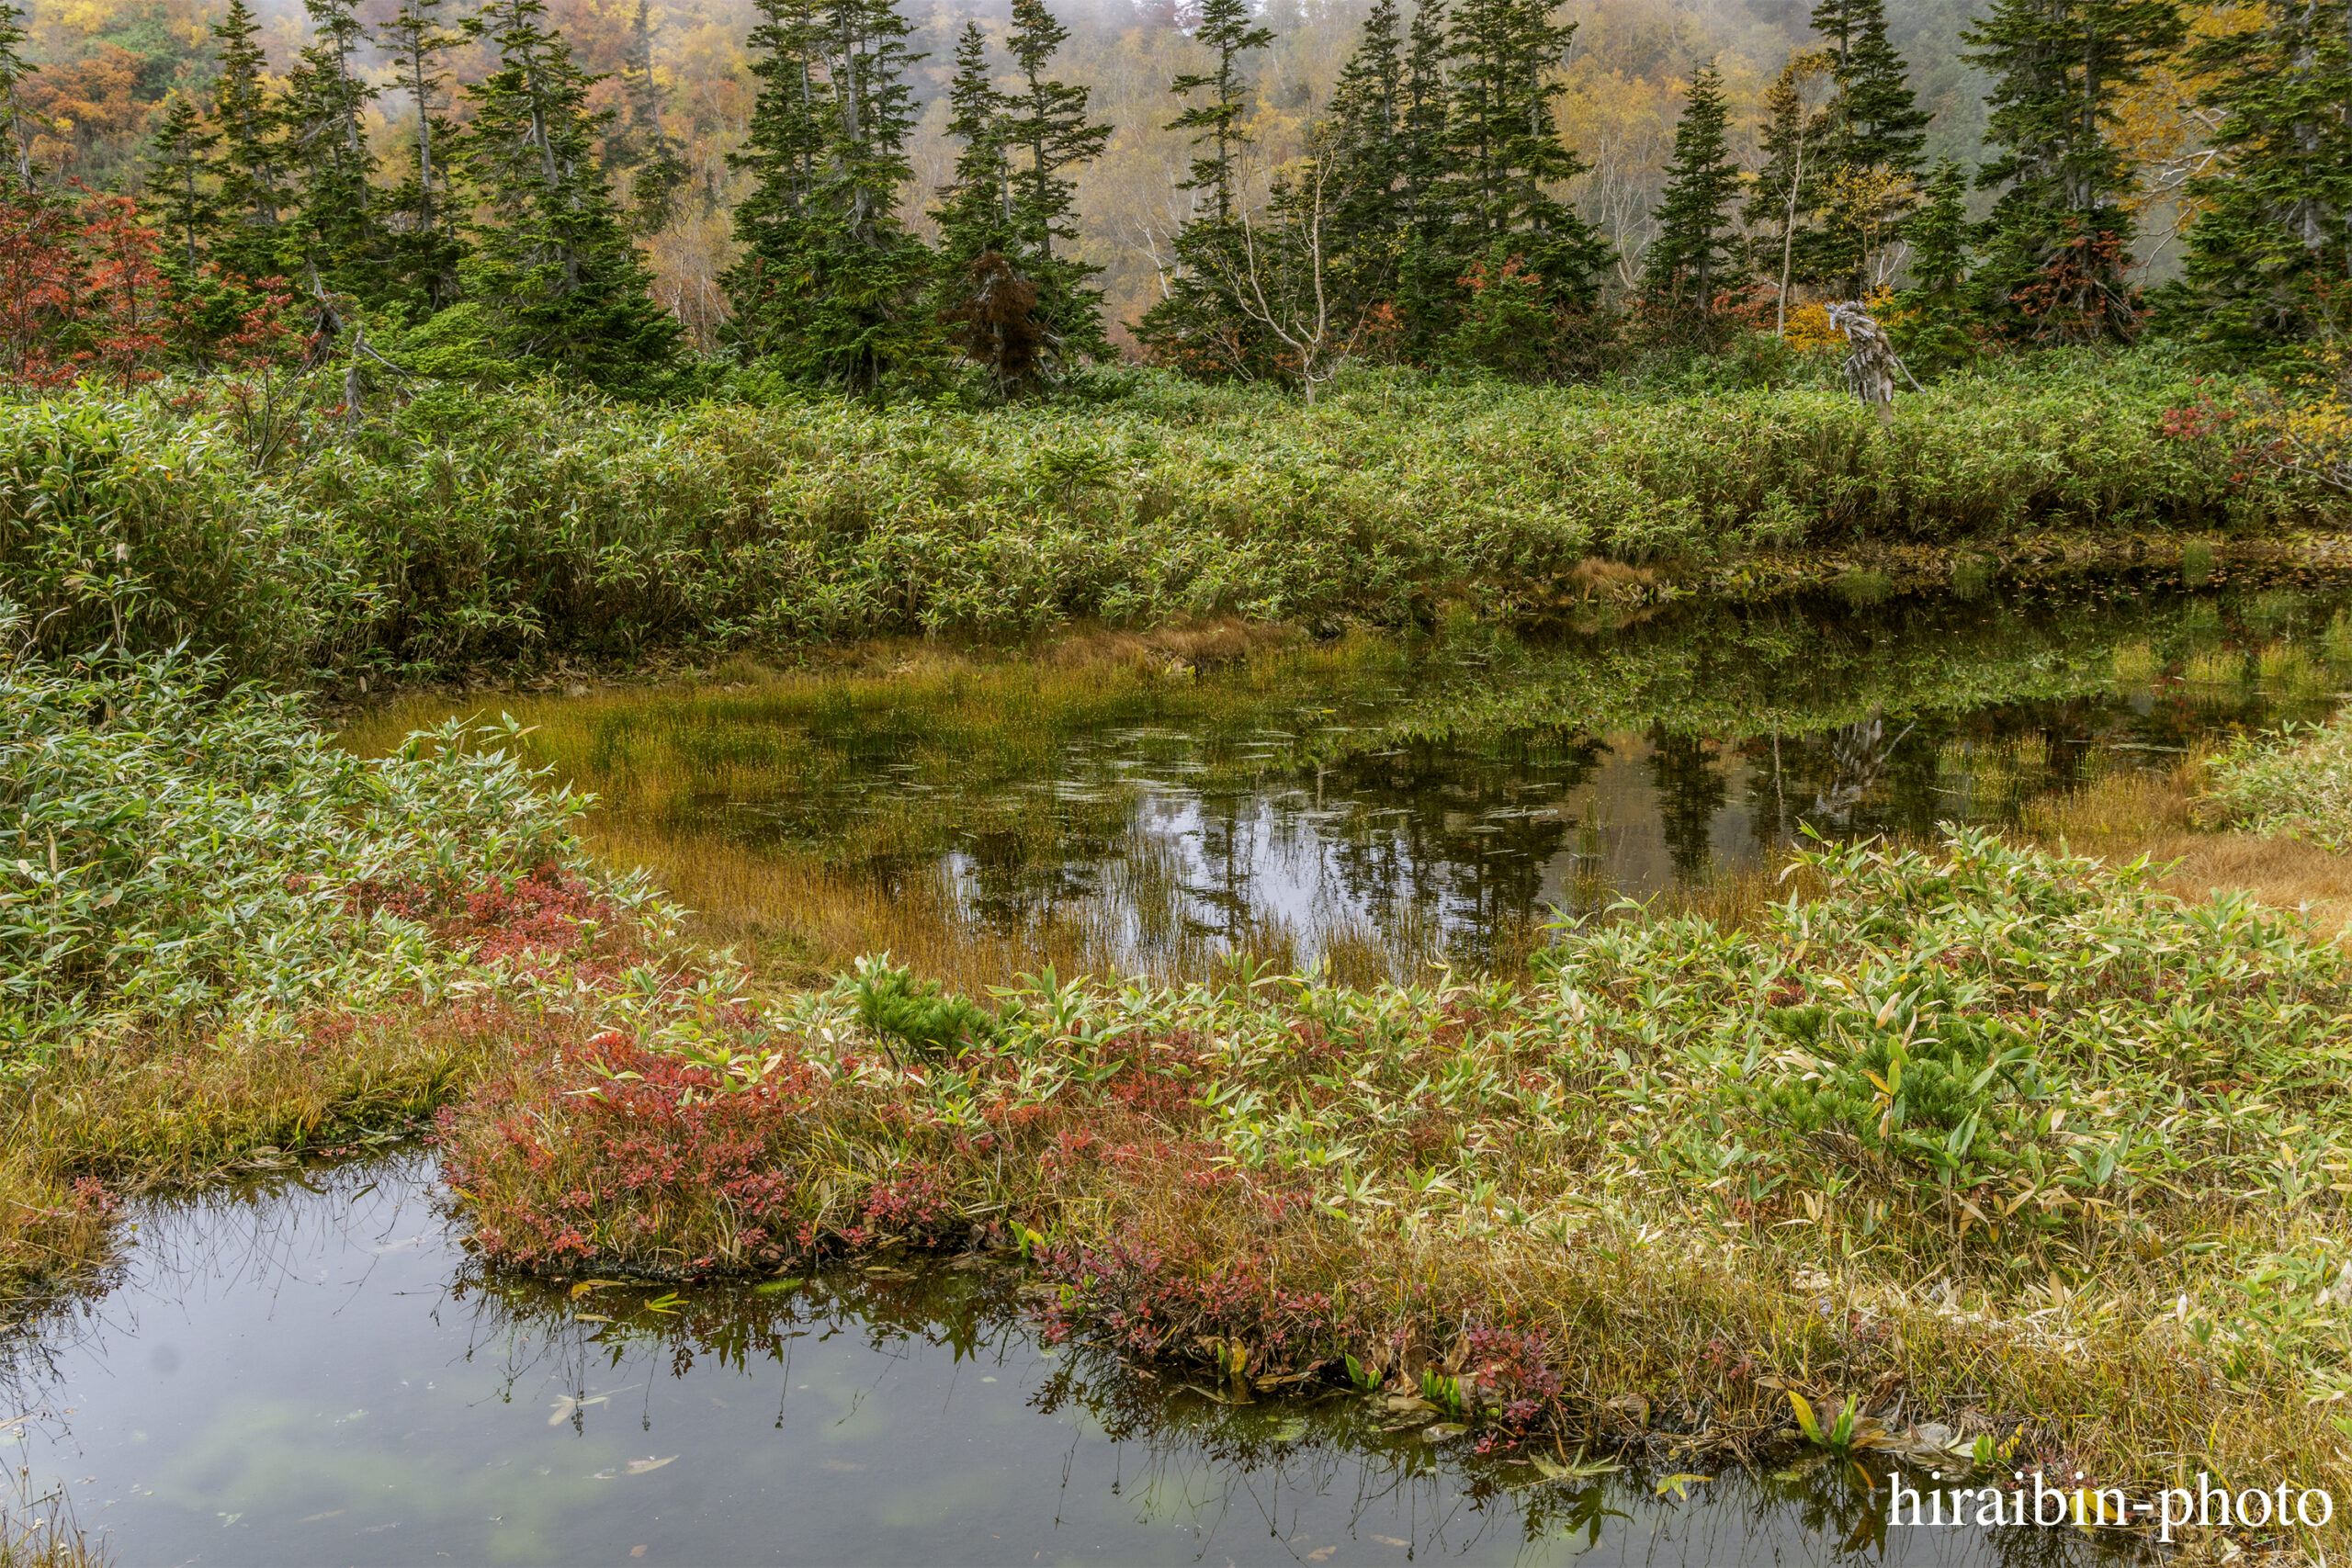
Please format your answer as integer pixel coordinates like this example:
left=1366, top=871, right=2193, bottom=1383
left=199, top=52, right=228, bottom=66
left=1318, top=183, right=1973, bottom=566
left=1826, top=300, right=1913, bottom=427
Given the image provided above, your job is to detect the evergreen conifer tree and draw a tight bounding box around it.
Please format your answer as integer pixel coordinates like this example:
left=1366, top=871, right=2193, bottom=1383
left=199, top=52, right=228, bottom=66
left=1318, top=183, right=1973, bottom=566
left=1000, top=0, right=1112, bottom=362
left=1641, top=64, right=1745, bottom=313
left=0, top=0, right=40, bottom=192
left=1962, top=0, right=2185, bottom=340
left=1894, top=156, right=1975, bottom=365
left=728, top=0, right=827, bottom=243
left=1325, top=0, right=1404, bottom=251
left=932, top=21, right=1012, bottom=261
left=1441, top=0, right=1606, bottom=304
left=724, top=0, right=936, bottom=389
left=282, top=0, right=381, bottom=294
left=147, top=91, right=220, bottom=268
left=458, top=0, right=681, bottom=384
left=1166, top=0, right=1274, bottom=223
left=613, top=0, right=689, bottom=236
left=1132, top=0, right=1278, bottom=377
left=1815, top=0, right=1929, bottom=295
left=209, top=0, right=292, bottom=281
left=1391, top=0, right=1457, bottom=346
left=379, top=0, right=466, bottom=311
left=2165, top=0, right=2352, bottom=353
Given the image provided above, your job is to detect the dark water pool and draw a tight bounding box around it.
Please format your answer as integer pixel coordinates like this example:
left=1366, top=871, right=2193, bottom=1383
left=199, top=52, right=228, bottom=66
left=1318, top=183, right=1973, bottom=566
left=1, top=1158, right=2120, bottom=1566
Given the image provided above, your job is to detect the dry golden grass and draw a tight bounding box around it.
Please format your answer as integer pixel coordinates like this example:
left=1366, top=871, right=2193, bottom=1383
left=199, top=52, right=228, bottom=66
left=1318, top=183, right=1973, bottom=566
left=0, top=1009, right=511, bottom=1305
left=2024, top=754, right=2352, bottom=941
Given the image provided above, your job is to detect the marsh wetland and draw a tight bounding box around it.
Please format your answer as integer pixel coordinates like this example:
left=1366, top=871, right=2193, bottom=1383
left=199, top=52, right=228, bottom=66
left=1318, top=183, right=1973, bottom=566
left=3, top=1157, right=2122, bottom=1566
left=352, top=567, right=2352, bottom=988
left=10, top=566, right=2352, bottom=1566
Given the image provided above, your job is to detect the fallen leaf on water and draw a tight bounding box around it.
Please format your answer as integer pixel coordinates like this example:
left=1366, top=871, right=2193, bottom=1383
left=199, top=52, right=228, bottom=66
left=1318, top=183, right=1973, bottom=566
left=547, top=1394, right=611, bottom=1426
left=1306, top=1548, right=1336, bottom=1562
left=1385, top=1395, right=1441, bottom=1414
left=298, top=1510, right=346, bottom=1524
left=1369, top=1536, right=1409, bottom=1548
left=1268, top=1417, right=1307, bottom=1444
left=1421, top=1424, right=1468, bottom=1441
left=626, top=1455, right=678, bottom=1475
left=575, top=1314, right=612, bottom=1325
left=1656, top=1472, right=1711, bottom=1501
left=754, top=1279, right=805, bottom=1295
left=218, top=1514, right=242, bottom=1528
left=630, top=1547, right=648, bottom=1559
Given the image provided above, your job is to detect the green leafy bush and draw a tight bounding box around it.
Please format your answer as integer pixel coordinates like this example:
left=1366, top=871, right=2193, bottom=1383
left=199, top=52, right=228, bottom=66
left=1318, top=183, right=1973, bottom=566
left=2205, top=715, right=2352, bottom=850
left=0, top=615, right=638, bottom=1075
left=2, top=352, right=2333, bottom=678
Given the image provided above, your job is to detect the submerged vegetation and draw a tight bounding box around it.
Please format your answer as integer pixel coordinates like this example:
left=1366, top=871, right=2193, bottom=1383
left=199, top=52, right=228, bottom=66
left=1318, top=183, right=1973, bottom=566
left=2, top=354, right=2339, bottom=682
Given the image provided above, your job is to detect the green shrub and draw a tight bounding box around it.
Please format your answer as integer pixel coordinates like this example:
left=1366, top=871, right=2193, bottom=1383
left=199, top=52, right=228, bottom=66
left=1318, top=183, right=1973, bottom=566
left=2205, top=716, right=2352, bottom=850
left=0, top=615, right=647, bottom=1075
left=0, top=353, right=2335, bottom=678
left=849, top=955, right=998, bottom=1061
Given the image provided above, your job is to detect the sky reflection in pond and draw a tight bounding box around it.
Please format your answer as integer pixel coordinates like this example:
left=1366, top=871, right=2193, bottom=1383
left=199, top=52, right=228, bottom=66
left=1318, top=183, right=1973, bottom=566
left=2, top=1159, right=2124, bottom=1565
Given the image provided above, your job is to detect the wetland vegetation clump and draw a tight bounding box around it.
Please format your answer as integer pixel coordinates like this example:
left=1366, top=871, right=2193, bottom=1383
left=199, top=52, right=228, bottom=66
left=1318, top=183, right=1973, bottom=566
left=437, top=829, right=2352, bottom=1537
left=2, top=353, right=2339, bottom=683
left=0, top=626, right=672, bottom=1301
left=2206, top=714, right=2352, bottom=852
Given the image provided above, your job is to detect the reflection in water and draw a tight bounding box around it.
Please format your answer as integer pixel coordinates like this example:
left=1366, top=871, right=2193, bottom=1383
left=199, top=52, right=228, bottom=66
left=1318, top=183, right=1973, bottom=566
left=339, top=572, right=2352, bottom=985
left=1, top=1160, right=2127, bottom=1565
left=678, top=577, right=2352, bottom=975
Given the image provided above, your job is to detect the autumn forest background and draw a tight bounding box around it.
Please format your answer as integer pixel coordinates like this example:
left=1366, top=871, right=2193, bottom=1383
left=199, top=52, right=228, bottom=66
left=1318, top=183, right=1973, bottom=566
left=0, top=0, right=2188, bottom=356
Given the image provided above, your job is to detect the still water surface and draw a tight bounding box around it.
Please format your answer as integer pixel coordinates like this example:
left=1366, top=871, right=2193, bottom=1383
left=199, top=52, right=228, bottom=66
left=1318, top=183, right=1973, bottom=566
left=347, top=569, right=2352, bottom=979
left=4, top=1159, right=2110, bottom=1566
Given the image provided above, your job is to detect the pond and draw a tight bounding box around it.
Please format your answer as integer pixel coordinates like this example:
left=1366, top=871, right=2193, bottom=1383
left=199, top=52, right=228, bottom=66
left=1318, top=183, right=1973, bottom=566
left=19, top=570, right=2322, bottom=1564
left=2, top=1156, right=2124, bottom=1566
left=345, top=565, right=2352, bottom=989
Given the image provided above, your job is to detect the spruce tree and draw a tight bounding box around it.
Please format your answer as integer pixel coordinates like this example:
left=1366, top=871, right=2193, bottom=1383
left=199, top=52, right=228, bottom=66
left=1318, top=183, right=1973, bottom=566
left=1132, top=0, right=1278, bottom=378
left=1, top=0, right=38, bottom=192
left=1962, top=0, right=2185, bottom=341
left=2166, top=0, right=2352, bottom=353
left=1392, top=0, right=1457, bottom=346
left=932, top=21, right=1012, bottom=262
left=1641, top=63, right=1745, bottom=314
left=729, top=0, right=828, bottom=243
left=1167, top=0, right=1274, bottom=222
left=1441, top=0, right=1606, bottom=304
left=1326, top=0, right=1404, bottom=247
left=724, top=0, right=936, bottom=389
left=147, top=91, right=220, bottom=268
left=379, top=0, right=466, bottom=311
left=1815, top=0, right=1929, bottom=295
left=1894, top=156, right=1974, bottom=366
left=458, top=0, right=681, bottom=384
left=1321, top=0, right=1424, bottom=334
left=613, top=0, right=689, bottom=236
left=209, top=0, right=291, bottom=282
left=282, top=0, right=381, bottom=294
left=1001, top=0, right=1112, bottom=361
